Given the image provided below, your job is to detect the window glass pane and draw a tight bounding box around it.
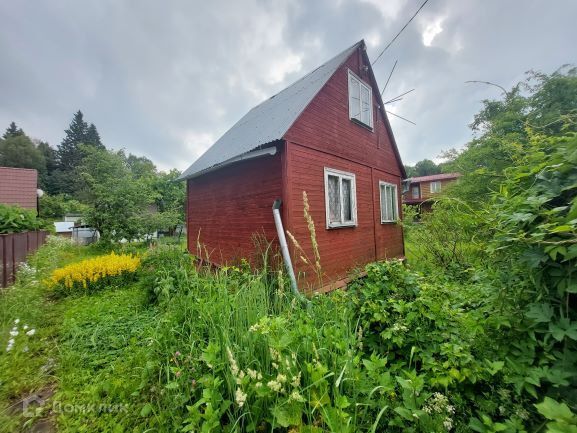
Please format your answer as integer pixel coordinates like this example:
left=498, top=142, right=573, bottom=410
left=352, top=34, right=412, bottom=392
left=361, top=85, right=371, bottom=125
left=328, top=175, right=341, bottom=223
left=342, top=178, right=352, bottom=221
left=412, top=186, right=419, bottom=199
left=349, top=77, right=360, bottom=120
left=381, top=184, right=397, bottom=222
left=380, top=184, right=388, bottom=221
left=389, top=186, right=396, bottom=220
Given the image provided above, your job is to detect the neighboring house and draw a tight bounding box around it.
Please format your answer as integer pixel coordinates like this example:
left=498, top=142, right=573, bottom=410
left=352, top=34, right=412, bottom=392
left=403, top=173, right=461, bottom=212
left=0, top=167, right=38, bottom=211
left=179, top=40, right=406, bottom=289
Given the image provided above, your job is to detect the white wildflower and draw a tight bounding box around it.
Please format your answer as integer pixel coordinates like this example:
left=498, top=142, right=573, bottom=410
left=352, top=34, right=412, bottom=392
left=26, top=329, right=36, bottom=336
left=247, top=368, right=258, bottom=380
left=235, top=388, right=247, bottom=408
left=443, top=417, right=453, bottom=431
left=269, top=347, right=280, bottom=361
left=14, top=319, right=20, bottom=325
left=9, top=330, right=18, bottom=337
left=255, top=382, right=263, bottom=388
left=276, top=374, right=287, bottom=383
left=267, top=380, right=282, bottom=392
left=236, top=370, right=245, bottom=385
left=291, top=372, right=301, bottom=388
left=226, top=347, right=239, bottom=377
left=23, top=325, right=29, bottom=330
left=290, top=391, right=305, bottom=402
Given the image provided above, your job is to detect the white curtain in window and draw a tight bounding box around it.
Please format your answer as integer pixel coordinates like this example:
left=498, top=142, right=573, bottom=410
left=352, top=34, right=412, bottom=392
left=342, top=178, right=352, bottom=221
left=328, top=175, right=341, bottom=223
left=381, top=183, right=397, bottom=222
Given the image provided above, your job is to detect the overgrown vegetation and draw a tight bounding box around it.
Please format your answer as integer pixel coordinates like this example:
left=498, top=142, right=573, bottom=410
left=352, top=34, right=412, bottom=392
left=0, top=204, right=51, bottom=233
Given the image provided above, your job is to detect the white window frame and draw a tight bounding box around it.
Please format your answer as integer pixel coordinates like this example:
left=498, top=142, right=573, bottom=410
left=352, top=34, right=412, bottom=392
left=430, top=181, right=442, bottom=193
left=379, top=181, right=399, bottom=224
left=324, top=167, right=358, bottom=229
left=348, top=70, right=373, bottom=129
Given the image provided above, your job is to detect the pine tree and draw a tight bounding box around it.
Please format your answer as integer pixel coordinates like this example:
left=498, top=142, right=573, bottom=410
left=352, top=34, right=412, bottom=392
left=85, top=123, right=104, bottom=149
left=36, top=141, right=59, bottom=192
left=3, top=121, right=24, bottom=139
left=57, top=110, right=88, bottom=171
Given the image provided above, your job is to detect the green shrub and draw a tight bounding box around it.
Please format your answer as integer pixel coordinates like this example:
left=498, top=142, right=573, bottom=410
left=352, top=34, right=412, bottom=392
left=138, top=245, right=196, bottom=304
left=0, top=204, right=50, bottom=233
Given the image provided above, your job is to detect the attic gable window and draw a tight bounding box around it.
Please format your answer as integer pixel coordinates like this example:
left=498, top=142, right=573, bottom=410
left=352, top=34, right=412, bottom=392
left=380, top=181, right=398, bottom=223
left=348, top=70, right=373, bottom=128
left=324, top=168, right=357, bottom=228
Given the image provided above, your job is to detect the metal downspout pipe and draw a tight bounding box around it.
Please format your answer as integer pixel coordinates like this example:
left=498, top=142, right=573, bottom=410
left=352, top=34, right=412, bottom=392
left=272, top=199, right=307, bottom=304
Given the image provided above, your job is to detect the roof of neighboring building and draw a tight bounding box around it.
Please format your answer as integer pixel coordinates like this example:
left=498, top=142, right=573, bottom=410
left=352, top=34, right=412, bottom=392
left=407, top=173, right=461, bottom=183
left=0, top=166, right=38, bottom=210
left=179, top=41, right=365, bottom=180
left=54, top=221, right=74, bottom=233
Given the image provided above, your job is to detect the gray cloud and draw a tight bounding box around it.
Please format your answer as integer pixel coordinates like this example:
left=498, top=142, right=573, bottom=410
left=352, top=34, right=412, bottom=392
left=0, top=0, right=575, bottom=171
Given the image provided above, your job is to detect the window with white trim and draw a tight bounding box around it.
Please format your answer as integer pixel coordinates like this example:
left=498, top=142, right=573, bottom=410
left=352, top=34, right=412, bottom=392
left=379, top=181, right=398, bottom=223
left=348, top=70, right=373, bottom=128
left=430, top=181, right=442, bottom=193
left=324, top=168, right=357, bottom=228
left=411, top=185, right=420, bottom=199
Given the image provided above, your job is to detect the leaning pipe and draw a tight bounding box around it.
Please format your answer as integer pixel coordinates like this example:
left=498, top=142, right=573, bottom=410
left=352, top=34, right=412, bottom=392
left=272, top=199, right=306, bottom=303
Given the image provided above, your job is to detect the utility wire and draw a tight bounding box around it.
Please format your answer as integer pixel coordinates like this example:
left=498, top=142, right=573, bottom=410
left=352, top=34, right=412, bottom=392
left=384, top=88, right=415, bottom=105
left=386, top=110, right=416, bottom=125
left=372, top=0, right=431, bottom=66
left=381, top=60, right=398, bottom=96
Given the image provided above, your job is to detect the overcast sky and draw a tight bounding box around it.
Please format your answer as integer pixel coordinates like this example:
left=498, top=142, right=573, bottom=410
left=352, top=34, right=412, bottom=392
left=1, top=0, right=575, bottom=171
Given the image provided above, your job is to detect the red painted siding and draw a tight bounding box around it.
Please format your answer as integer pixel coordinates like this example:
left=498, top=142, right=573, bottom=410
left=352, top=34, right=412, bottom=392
left=0, top=167, right=38, bottom=210
left=186, top=149, right=282, bottom=265
left=283, top=46, right=404, bottom=288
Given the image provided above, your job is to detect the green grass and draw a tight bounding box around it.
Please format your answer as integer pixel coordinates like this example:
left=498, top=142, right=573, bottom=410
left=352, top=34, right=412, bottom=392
left=0, top=235, right=571, bottom=432
left=0, top=238, right=151, bottom=432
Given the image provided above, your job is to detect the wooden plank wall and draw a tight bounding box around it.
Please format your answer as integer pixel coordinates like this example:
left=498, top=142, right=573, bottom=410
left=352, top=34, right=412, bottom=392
left=0, top=167, right=38, bottom=210
left=283, top=46, right=405, bottom=288
left=186, top=150, right=283, bottom=266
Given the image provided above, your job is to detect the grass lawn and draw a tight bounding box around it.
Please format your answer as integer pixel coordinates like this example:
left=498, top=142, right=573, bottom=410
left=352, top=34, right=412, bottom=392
left=0, top=234, right=571, bottom=432
left=0, top=238, right=158, bottom=432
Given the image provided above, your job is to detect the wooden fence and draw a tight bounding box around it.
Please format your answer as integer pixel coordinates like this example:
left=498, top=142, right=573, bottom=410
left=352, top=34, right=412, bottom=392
left=0, top=231, right=48, bottom=288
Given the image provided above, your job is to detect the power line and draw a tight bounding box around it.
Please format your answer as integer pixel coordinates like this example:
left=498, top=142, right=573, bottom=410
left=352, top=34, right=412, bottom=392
left=384, top=88, right=415, bottom=105
left=372, top=0, right=431, bottom=66
left=386, top=110, right=416, bottom=125
left=380, top=60, right=398, bottom=96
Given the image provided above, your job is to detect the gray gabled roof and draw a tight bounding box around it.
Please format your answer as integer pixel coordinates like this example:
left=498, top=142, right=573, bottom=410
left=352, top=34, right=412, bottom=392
left=179, top=41, right=362, bottom=180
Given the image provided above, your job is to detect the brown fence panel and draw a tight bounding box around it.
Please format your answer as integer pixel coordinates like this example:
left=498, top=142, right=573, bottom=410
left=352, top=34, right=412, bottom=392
left=27, top=231, right=38, bottom=252
left=0, top=235, right=6, bottom=287
left=0, top=231, right=48, bottom=288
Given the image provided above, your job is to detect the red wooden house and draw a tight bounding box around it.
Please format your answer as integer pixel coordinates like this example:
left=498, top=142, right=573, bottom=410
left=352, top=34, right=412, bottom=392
left=180, top=40, right=406, bottom=289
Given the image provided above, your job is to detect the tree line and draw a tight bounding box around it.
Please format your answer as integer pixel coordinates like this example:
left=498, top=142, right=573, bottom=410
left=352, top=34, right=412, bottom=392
left=0, top=111, right=185, bottom=242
